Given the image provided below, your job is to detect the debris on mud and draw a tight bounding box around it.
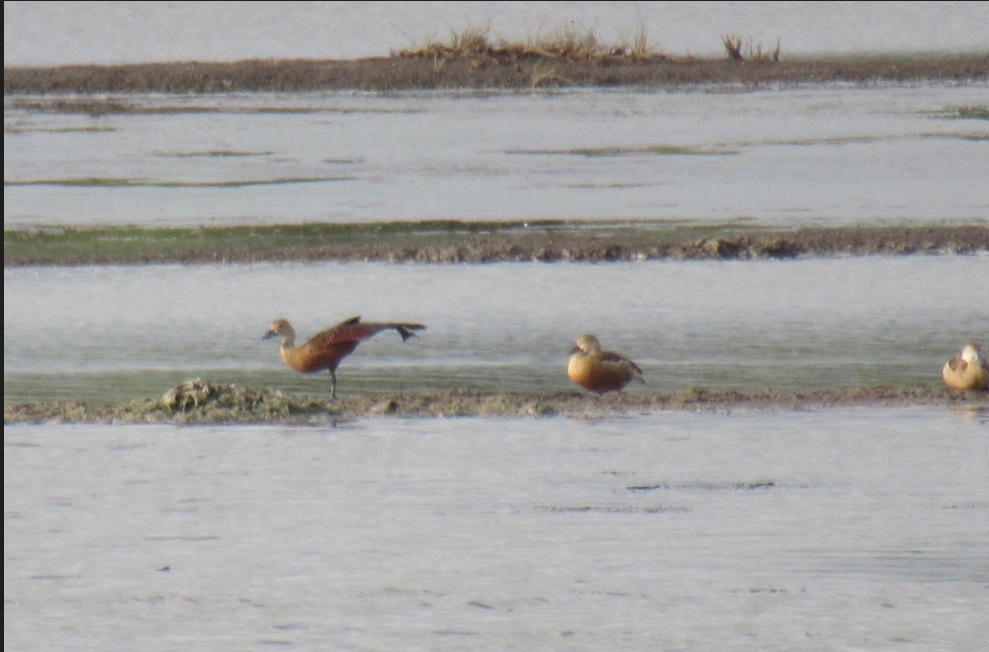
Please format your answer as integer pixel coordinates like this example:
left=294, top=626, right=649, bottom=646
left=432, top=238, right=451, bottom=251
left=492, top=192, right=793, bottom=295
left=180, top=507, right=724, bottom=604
left=4, top=379, right=986, bottom=425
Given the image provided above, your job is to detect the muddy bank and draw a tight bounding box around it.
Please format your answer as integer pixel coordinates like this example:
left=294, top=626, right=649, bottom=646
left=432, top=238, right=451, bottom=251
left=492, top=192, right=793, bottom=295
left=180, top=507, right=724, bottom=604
left=5, top=53, right=988, bottom=94
left=263, top=224, right=989, bottom=265
left=4, top=379, right=986, bottom=425
left=5, top=223, right=988, bottom=267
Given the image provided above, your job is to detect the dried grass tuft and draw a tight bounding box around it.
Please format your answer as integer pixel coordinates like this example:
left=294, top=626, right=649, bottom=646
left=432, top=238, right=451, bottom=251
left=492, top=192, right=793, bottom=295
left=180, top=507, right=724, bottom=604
left=398, top=18, right=665, bottom=64
left=723, top=34, right=744, bottom=61
left=723, top=34, right=781, bottom=62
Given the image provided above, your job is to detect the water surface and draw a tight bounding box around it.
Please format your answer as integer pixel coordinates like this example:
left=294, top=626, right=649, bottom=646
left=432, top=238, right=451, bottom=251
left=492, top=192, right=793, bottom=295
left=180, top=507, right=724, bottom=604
left=5, top=408, right=987, bottom=651
left=5, top=256, right=987, bottom=403
left=5, top=85, right=988, bottom=229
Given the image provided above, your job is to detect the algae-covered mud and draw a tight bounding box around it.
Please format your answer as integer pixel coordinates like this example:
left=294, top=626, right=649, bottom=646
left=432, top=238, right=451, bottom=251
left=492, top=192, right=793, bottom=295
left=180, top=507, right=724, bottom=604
left=4, top=379, right=987, bottom=425
left=5, top=222, right=988, bottom=266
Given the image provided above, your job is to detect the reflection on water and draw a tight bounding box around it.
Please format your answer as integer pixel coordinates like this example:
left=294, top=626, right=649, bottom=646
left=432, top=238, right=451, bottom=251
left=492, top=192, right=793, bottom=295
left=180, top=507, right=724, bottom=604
left=5, top=85, right=989, bottom=228
left=4, top=408, right=987, bottom=650
left=5, top=256, right=987, bottom=402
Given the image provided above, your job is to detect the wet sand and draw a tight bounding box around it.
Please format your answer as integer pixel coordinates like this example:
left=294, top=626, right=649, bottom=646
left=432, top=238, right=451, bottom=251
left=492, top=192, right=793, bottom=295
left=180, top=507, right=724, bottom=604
left=4, top=380, right=986, bottom=425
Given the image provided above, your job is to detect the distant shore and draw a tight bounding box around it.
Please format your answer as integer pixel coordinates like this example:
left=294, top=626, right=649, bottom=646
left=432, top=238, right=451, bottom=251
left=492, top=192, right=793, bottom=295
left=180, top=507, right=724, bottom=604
left=4, top=381, right=987, bottom=425
left=5, top=52, right=988, bottom=94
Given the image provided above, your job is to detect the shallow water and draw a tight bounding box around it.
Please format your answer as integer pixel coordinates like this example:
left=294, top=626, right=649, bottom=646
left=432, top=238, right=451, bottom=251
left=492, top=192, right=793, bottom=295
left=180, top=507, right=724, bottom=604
left=5, top=256, right=988, bottom=403
left=5, top=408, right=988, bottom=651
left=5, top=84, right=989, bottom=229
left=6, top=5, right=988, bottom=648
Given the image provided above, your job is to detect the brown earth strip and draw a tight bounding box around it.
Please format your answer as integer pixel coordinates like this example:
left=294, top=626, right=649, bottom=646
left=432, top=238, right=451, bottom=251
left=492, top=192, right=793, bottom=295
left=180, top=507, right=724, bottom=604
left=303, top=224, right=989, bottom=264
left=4, top=225, right=988, bottom=267
left=4, top=380, right=986, bottom=425
left=5, top=53, right=988, bottom=94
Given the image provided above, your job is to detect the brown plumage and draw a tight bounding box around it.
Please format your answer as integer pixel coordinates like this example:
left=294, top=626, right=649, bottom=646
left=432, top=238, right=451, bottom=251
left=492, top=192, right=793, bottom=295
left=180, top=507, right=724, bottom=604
left=567, top=333, right=644, bottom=394
left=264, top=316, right=425, bottom=399
left=942, top=342, right=988, bottom=390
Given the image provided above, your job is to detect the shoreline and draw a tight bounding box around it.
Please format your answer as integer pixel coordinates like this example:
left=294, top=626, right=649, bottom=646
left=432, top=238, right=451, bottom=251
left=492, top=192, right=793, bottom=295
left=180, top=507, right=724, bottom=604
left=5, top=52, right=988, bottom=94
left=5, top=223, right=988, bottom=267
left=4, top=381, right=987, bottom=425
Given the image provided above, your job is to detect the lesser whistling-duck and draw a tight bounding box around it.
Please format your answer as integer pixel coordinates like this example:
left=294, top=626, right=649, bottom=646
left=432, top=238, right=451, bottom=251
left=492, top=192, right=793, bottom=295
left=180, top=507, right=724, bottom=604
left=567, top=333, right=644, bottom=394
left=264, top=315, right=425, bottom=399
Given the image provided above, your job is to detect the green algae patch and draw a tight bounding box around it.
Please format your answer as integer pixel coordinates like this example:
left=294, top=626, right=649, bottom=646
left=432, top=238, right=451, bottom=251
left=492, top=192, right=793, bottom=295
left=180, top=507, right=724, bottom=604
left=5, top=97, right=424, bottom=116
left=507, top=144, right=739, bottom=156
left=6, top=177, right=137, bottom=187
left=155, top=149, right=275, bottom=158
left=932, top=104, right=989, bottom=120
left=4, top=125, right=117, bottom=134
left=2, top=219, right=744, bottom=266
left=5, top=176, right=350, bottom=188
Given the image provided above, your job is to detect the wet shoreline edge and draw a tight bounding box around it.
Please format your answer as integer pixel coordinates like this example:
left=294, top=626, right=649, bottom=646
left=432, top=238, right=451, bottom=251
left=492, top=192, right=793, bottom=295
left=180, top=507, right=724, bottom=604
left=5, top=382, right=987, bottom=425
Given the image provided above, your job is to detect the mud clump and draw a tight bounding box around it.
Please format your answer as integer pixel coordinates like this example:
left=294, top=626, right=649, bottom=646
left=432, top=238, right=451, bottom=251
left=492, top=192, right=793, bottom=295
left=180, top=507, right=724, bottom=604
left=4, top=380, right=986, bottom=425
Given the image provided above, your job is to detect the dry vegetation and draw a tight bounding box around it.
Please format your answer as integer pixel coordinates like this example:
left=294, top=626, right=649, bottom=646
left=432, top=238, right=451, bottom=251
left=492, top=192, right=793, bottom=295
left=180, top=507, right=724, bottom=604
left=396, top=21, right=663, bottom=65
left=722, top=34, right=781, bottom=62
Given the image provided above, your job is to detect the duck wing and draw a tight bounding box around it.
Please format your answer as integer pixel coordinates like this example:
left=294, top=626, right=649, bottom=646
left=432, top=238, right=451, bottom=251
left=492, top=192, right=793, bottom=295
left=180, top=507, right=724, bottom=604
left=601, top=351, right=644, bottom=376
left=308, top=316, right=425, bottom=347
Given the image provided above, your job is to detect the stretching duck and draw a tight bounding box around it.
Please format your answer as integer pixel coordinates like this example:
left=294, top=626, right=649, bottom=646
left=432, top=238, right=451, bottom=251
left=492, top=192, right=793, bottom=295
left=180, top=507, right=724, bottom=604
left=264, top=316, right=425, bottom=399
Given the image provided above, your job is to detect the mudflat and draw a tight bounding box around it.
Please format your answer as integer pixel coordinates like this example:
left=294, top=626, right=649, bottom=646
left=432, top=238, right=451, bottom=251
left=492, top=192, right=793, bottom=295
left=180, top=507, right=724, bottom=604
left=4, top=52, right=988, bottom=94
left=4, top=380, right=987, bottom=425
left=5, top=223, right=988, bottom=267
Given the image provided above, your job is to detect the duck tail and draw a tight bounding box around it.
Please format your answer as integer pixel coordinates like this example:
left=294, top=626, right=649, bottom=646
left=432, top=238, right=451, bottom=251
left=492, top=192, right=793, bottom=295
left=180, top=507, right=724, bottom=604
left=394, top=323, right=426, bottom=342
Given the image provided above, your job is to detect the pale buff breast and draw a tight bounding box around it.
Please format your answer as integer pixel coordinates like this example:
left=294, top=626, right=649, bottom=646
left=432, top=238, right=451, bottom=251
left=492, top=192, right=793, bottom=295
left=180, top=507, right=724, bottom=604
left=942, top=357, right=989, bottom=390
left=568, top=351, right=639, bottom=394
